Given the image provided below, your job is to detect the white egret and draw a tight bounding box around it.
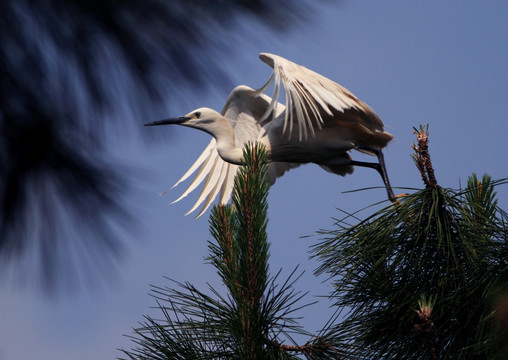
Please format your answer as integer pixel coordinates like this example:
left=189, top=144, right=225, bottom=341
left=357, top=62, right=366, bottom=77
left=146, top=53, right=396, bottom=217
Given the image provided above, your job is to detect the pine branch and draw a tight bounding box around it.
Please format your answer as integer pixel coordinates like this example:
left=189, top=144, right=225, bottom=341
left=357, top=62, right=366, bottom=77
left=412, top=125, right=437, bottom=188
left=228, top=144, right=271, bottom=358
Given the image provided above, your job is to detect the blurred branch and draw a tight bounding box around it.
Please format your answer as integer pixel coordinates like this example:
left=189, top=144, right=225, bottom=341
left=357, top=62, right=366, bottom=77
left=0, top=0, right=332, bottom=290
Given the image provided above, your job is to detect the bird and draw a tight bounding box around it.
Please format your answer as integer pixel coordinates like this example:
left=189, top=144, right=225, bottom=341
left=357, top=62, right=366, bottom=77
left=145, top=53, right=396, bottom=218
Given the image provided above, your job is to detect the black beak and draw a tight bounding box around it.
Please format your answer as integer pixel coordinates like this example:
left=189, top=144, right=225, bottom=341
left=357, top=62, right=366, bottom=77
left=144, top=116, right=191, bottom=126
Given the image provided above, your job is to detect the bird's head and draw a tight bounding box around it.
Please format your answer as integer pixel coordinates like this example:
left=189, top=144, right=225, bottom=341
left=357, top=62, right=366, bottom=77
left=144, top=107, right=226, bottom=137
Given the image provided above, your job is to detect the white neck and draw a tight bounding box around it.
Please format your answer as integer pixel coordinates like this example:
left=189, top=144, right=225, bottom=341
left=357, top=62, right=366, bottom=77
left=217, top=142, right=244, bottom=165
left=211, top=117, right=244, bottom=165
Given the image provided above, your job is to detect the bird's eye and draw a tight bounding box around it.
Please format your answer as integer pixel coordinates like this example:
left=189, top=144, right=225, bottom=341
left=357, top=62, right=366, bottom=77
left=194, top=112, right=201, bottom=118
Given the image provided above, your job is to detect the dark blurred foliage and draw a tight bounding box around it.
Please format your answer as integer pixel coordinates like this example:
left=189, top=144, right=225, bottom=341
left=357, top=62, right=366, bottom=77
left=0, top=0, right=328, bottom=290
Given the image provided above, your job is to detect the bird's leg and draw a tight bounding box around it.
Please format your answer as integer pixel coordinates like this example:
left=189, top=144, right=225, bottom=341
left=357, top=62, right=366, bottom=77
left=351, top=146, right=396, bottom=202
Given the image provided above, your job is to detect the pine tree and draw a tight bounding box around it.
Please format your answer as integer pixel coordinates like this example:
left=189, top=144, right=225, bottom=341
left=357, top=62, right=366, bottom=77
left=122, top=128, right=508, bottom=359
left=121, top=144, right=350, bottom=359
left=312, top=126, right=508, bottom=359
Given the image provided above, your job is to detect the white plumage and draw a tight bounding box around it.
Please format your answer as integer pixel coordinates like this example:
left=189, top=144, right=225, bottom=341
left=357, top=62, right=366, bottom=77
left=146, top=53, right=395, bottom=217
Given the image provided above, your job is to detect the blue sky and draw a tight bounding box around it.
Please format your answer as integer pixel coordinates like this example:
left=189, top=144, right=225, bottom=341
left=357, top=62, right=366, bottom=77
left=1, top=1, right=508, bottom=359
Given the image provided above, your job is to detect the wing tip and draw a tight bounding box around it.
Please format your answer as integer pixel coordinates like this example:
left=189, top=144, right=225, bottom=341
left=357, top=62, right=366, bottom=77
left=259, top=53, right=275, bottom=67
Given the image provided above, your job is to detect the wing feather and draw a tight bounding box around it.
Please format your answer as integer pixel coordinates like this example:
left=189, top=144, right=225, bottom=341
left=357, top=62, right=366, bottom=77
left=259, top=53, right=386, bottom=141
left=170, top=142, right=219, bottom=204
left=268, top=162, right=301, bottom=185
left=218, top=164, right=238, bottom=204
left=194, top=166, right=229, bottom=218
left=169, top=139, right=215, bottom=191
left=184, top=155, right=224, bottom=215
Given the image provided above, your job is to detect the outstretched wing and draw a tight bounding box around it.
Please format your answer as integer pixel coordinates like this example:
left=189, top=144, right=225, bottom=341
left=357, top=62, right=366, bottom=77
left=168, top=138, right=234, bottom=218
left=258, top=53, right=386, bottom=142
left=169, top=85, right=296, bottom=218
